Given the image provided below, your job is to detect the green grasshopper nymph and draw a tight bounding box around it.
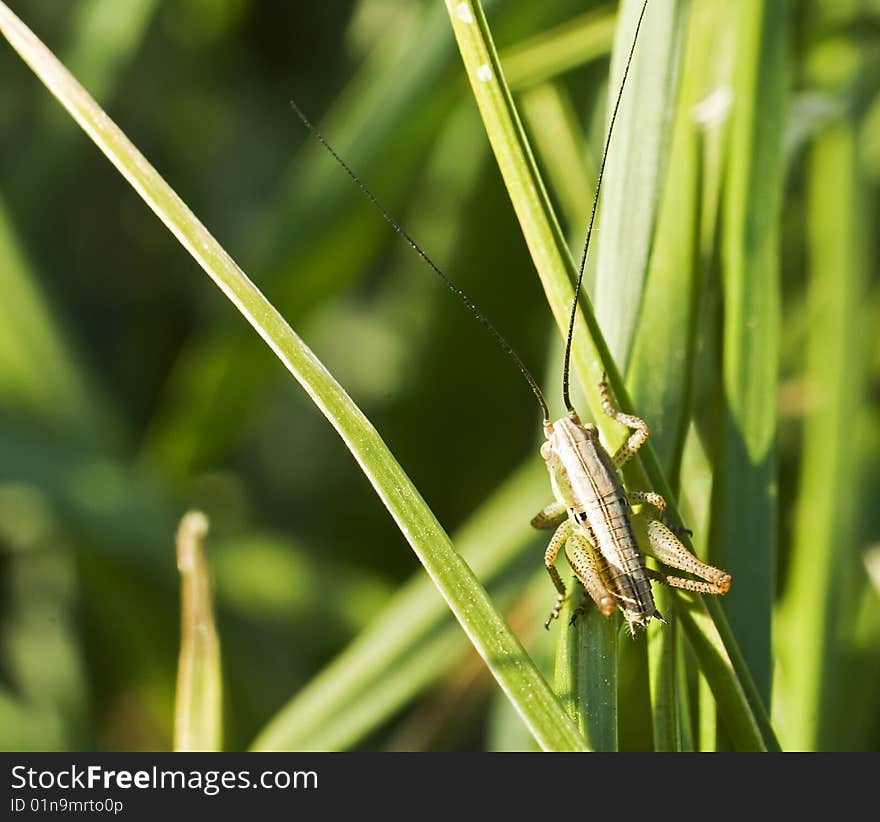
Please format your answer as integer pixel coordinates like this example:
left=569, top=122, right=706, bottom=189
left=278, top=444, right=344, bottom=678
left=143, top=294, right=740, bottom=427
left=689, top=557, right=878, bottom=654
left=293, top=0, right=730, bottom=637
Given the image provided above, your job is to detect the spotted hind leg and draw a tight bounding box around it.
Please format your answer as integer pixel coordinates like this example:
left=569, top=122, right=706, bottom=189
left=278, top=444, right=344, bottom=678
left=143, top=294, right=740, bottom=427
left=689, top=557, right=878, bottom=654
left=563, top=532, right=617, bottom=620
left=641, top=517, right=731, bottom=594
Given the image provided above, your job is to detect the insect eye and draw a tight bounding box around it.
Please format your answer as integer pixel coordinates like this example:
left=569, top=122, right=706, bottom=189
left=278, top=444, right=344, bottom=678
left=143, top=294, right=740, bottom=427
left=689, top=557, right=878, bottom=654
left=540, top=441, right=554, bottom=461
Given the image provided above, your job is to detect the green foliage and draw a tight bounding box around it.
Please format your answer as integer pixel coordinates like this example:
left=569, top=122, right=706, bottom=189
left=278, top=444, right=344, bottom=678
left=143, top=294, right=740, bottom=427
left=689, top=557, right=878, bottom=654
left=0, top=0, right=878, bottom=752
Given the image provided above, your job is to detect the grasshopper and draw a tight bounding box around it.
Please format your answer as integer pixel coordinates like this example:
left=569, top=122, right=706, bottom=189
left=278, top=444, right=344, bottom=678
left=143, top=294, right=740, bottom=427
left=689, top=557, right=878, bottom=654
left=295, top=0, right=730, bottom=637
left=532, top=375, right=731, bottom=636
left=531, top=0, right=731, bottom=635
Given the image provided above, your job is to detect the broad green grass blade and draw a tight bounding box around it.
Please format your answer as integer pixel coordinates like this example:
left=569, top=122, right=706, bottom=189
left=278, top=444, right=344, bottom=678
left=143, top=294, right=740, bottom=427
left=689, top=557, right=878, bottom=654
left=592, top=0, right=687, bottom=369
left=776, top=114, right=871, bottom=751
left=553, top=592, right=619, bottom=750
left=715, top=0, right=788, bottom=706
left=578, top=608, right=618, bottom=750
left=648, top=587, right=679, bottom=751
left=0, top=1, right=583, bottom=752
left=446, top=0, right=779, bottom=751
left=174, top=511, right=222, bottom=752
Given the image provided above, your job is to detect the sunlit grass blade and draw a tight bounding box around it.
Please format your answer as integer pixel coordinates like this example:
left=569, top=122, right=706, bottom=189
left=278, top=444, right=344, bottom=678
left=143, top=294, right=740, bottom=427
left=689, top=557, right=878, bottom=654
left=648, top=588, right=679, bottom=751
left=174, top=511, right=222, bottom=752
left=0, top=2, right=585, bottom=751
left=592, top=0, right=687, bottom=369
left=713, top=0, right=788, bottom=706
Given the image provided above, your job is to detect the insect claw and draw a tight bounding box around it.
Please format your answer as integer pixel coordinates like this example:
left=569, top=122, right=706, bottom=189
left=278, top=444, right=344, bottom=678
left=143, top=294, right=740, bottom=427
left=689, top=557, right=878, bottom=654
left=569, top=598, right=590, bottom=625
left=669, top=523, right=694, bottom=539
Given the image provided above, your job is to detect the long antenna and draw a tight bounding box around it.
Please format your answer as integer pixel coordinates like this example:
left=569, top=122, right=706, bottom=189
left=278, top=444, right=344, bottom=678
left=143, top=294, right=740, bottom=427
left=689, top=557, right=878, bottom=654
left=291, top=100, right=551, bottom=424
left=562, top=0, right=650, bottom=414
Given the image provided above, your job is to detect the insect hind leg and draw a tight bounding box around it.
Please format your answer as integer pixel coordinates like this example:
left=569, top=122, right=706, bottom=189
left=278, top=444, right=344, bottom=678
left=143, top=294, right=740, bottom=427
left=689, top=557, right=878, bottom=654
left=599, top=375, right=649, bottom=467
left=641, top=517, right=731, bottom=594
left=563, top=532, right=617, bottom=619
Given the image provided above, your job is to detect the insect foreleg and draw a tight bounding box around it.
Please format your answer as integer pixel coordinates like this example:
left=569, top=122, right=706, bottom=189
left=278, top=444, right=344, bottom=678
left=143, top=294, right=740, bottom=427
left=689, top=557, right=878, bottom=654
left=563, top=532, right=617, bottom=619
left=639, top=517, right=731, bottom=594
left=598, top=376, right=649, bottom=467
left=544, top=520, right=572, bottom=628
left=531, top=501, right=567, bottom=530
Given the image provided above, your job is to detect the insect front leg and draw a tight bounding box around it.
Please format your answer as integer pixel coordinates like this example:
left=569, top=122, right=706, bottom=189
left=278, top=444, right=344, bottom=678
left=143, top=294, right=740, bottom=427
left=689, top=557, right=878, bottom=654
left=598, top=376, right=649, bottom=468
left=563, top=531, right=617, bottom=620
left=639, top=517, right=731, bottom=594
left=531, top=501, right=567, bottom=530
left=543, top=520, right=572, bottom=629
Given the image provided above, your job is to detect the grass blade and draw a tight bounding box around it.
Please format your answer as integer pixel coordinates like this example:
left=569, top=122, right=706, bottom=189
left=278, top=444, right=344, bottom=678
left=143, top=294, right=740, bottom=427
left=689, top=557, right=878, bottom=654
left=714, top=0, right=788, bottom=705
left=593, top=0, right=687, bottom=369
left=446, top=0, right=779, bottom=751
left=553, top=594, right=619, bottom=750
left=174, top=511, right=222, bottom=752
left=776, top=109, right=872, bottom=751
left=0, top=1, right=584, bottom=752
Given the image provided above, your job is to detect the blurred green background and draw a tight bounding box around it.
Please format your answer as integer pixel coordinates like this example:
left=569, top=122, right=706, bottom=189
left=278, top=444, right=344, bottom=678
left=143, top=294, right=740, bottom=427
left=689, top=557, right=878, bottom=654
left=1, top=0, right=878, bottom=751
